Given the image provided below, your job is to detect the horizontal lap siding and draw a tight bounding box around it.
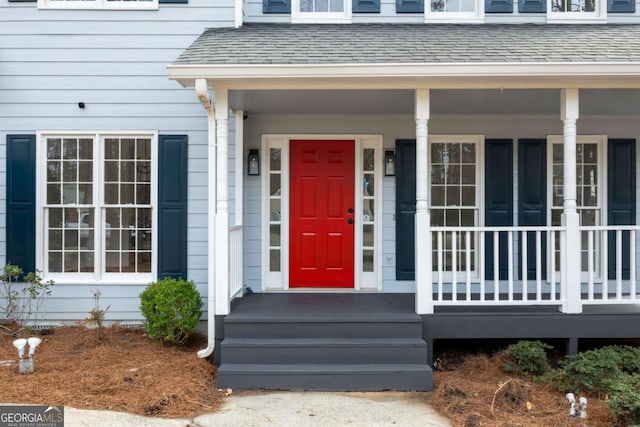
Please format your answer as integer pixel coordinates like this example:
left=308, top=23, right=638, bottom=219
left=243, top=114, right=640, bottom=293
left=0, top=0, right=235, bottom=321
left=245, top=0, right=640, bottom=23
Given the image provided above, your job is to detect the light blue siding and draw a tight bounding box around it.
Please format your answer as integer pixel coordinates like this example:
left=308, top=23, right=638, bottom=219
left=243, top=0, right=640, bottom=22
left=242, top=113, right=640, bottom=293
left=0, top=0, right=235, bottom=321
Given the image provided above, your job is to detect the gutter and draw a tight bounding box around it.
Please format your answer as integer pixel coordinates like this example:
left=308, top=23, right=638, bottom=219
left=195, top=78, right=217, bottom=359
left=167, top=62, right=640, bottom=90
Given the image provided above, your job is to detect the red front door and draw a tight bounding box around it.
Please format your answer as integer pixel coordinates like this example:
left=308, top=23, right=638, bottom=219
left=289, top=140, right=355, bottom=288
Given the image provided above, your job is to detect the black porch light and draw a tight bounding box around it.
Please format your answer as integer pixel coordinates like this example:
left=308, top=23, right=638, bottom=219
left=384, top=150, right=396, bottom=176
left=248, top=149, right=260, bottom=176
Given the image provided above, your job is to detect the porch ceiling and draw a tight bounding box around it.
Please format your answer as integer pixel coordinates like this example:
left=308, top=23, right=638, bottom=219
left=228, top=89, right=640, bottom=115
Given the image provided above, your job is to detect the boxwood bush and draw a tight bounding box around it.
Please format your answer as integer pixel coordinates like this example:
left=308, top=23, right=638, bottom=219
left=139, top=277, right=203, bottom=345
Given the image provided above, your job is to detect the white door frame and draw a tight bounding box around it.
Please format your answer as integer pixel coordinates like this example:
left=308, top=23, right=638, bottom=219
left=260, top=134, right=383, bottom=291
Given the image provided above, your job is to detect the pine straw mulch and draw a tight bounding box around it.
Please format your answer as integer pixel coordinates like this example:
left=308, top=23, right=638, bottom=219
left=0, top=325, right=224, bottom=418
left=425, top=351, right=615, bottom=427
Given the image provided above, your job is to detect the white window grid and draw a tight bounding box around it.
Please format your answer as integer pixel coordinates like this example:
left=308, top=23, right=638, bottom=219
left=292, top=0, right=351, bottom=22
left=37, top=132, right=157, bottom=283
left=548, top=135, right=606, bottom=276
left=429, top=137, right=483, bottom=273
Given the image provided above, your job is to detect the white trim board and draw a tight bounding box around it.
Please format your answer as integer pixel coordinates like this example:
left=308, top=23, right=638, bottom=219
left=168, top=63, right=640, bottom=90
left=260, top=134, right=383, bottom=292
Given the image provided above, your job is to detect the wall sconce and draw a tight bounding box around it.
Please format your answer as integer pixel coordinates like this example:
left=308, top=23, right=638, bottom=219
left=248, top=149, right=260, bottom=176
left=384, top=150, right=395, bottom=176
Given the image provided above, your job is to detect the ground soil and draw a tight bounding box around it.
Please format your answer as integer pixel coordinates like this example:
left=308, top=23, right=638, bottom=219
left=0, top=326, right=625, bottom=425
left=425, top=350, right=616, bottom=427
left=0, top=325, right=224, bottom=418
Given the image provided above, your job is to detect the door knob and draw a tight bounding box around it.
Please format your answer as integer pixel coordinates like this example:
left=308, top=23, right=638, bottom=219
left=348, top=208, right=353, bottom=214
left=347, top=218, right=354, bottom=224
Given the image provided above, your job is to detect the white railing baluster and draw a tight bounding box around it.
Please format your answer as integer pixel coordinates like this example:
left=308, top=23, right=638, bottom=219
left=616, top=230, right=622, bottom=300
left=466, top=231, right=471, bottom=302
left=588, top=230, right=594, bottom=301
left=452, top=231, right=457, bottom=301
left=535, top=230, right=541, bottom=301
left=480, top=231, right=485, bottom=301
left=494, top=231, right=499, bottom=301
left=437, top=231, right=443, bottom=302
left=522, top=231, right=528, bottom=302
left=550, top=230, right=556, bottom=301
left=508, top=231, right=514, bottom=301
left=602, top=231, right=608, bottom=301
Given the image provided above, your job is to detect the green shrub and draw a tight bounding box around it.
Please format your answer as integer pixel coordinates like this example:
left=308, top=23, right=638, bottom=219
left=542, top=346, right=640, bottom=396
left=540, top=345, right=640, bottom=424
left=502, top=340, right=552, bottom=376
left=607, top=374, right=640, bottom=425
left=139, top=278, right=203, bottom=345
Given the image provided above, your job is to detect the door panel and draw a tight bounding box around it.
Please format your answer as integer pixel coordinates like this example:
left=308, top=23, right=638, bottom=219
left=290, top=140, right=355, bottom=288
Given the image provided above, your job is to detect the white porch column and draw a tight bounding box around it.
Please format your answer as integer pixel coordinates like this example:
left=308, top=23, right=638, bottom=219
left=415, top=89, right=433, bottom=314
left=214, top=88, right=231, bottom=315
left=560, top=89, right=582, bottom=314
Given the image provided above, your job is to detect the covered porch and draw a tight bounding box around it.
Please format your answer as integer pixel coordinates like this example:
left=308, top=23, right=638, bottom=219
left=167, top=24, right=640, bottom=389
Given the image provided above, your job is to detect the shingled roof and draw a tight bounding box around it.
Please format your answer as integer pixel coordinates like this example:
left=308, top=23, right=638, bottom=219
left=174, top=23, right=640, bottom=65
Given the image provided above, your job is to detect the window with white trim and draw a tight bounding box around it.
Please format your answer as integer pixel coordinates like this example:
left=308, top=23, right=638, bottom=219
left=427, top=0, right=484, bottom=22
left=39, top=133, right=156, bottom=281
left=292, top=0, right=351, bottom=22
left=547, top=0, right=605, bottom=21
left=37, top=0, right=157, bottom=10
left=548, top=135, right=605, bottom=275
left=430, top=136, right=483, bottom=272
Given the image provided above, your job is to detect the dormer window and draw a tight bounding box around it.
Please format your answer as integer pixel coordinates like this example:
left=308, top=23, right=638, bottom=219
left=292, top=0, right=351, bottom=22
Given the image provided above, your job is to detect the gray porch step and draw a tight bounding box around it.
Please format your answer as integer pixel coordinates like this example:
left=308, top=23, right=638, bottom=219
left=217, top=363, right=433, bottom=391
left=224, top=313, right=423, bottom=338
left=221, top=338, right=427, bottom=364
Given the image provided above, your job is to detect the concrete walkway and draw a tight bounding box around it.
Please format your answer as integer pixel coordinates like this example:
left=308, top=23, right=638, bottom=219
left=64, top=391, right=452, bottom=427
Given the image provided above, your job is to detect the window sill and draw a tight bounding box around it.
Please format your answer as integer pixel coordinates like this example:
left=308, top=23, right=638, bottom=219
left=291, top=16, right=352, bottom=23
left=546, top=13, right=607, bottom=22
left=425, top=15, right=485, bottom=23
left=37, top=2, right=159, bottom=10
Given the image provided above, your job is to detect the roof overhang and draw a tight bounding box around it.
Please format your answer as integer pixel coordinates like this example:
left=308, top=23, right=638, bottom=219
left=167, top=62, right=640, bottom=90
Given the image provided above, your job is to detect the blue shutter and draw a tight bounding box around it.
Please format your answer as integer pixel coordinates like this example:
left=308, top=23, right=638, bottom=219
left=485, top=140, right=513, bottom=280
left=395, top=140, right=416, bottom=281
left=396, top=0, right=424, bottom=12
left=353, top=0, right=381, bottom=12
left=518, top=0, right=545, bottom=12
left=608, top=0, right=634, bottom=12
left=6, top=135, right=36, bottom=275
left=607, top=139, right=635, bottom=280
left=158, top=135, right=188, bottom=279
left=486, top=0, right=513, bottom=12
left=518, top=139, right=547, bottom=280
left=264, top=0, right=291, bottom=13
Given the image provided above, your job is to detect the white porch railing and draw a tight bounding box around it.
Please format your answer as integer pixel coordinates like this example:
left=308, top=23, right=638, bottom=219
left=580, top=225, right=640, bottom=304
left=426, top=226, right=566, bottom=306
left=229, top=225, right=243, bottom=301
